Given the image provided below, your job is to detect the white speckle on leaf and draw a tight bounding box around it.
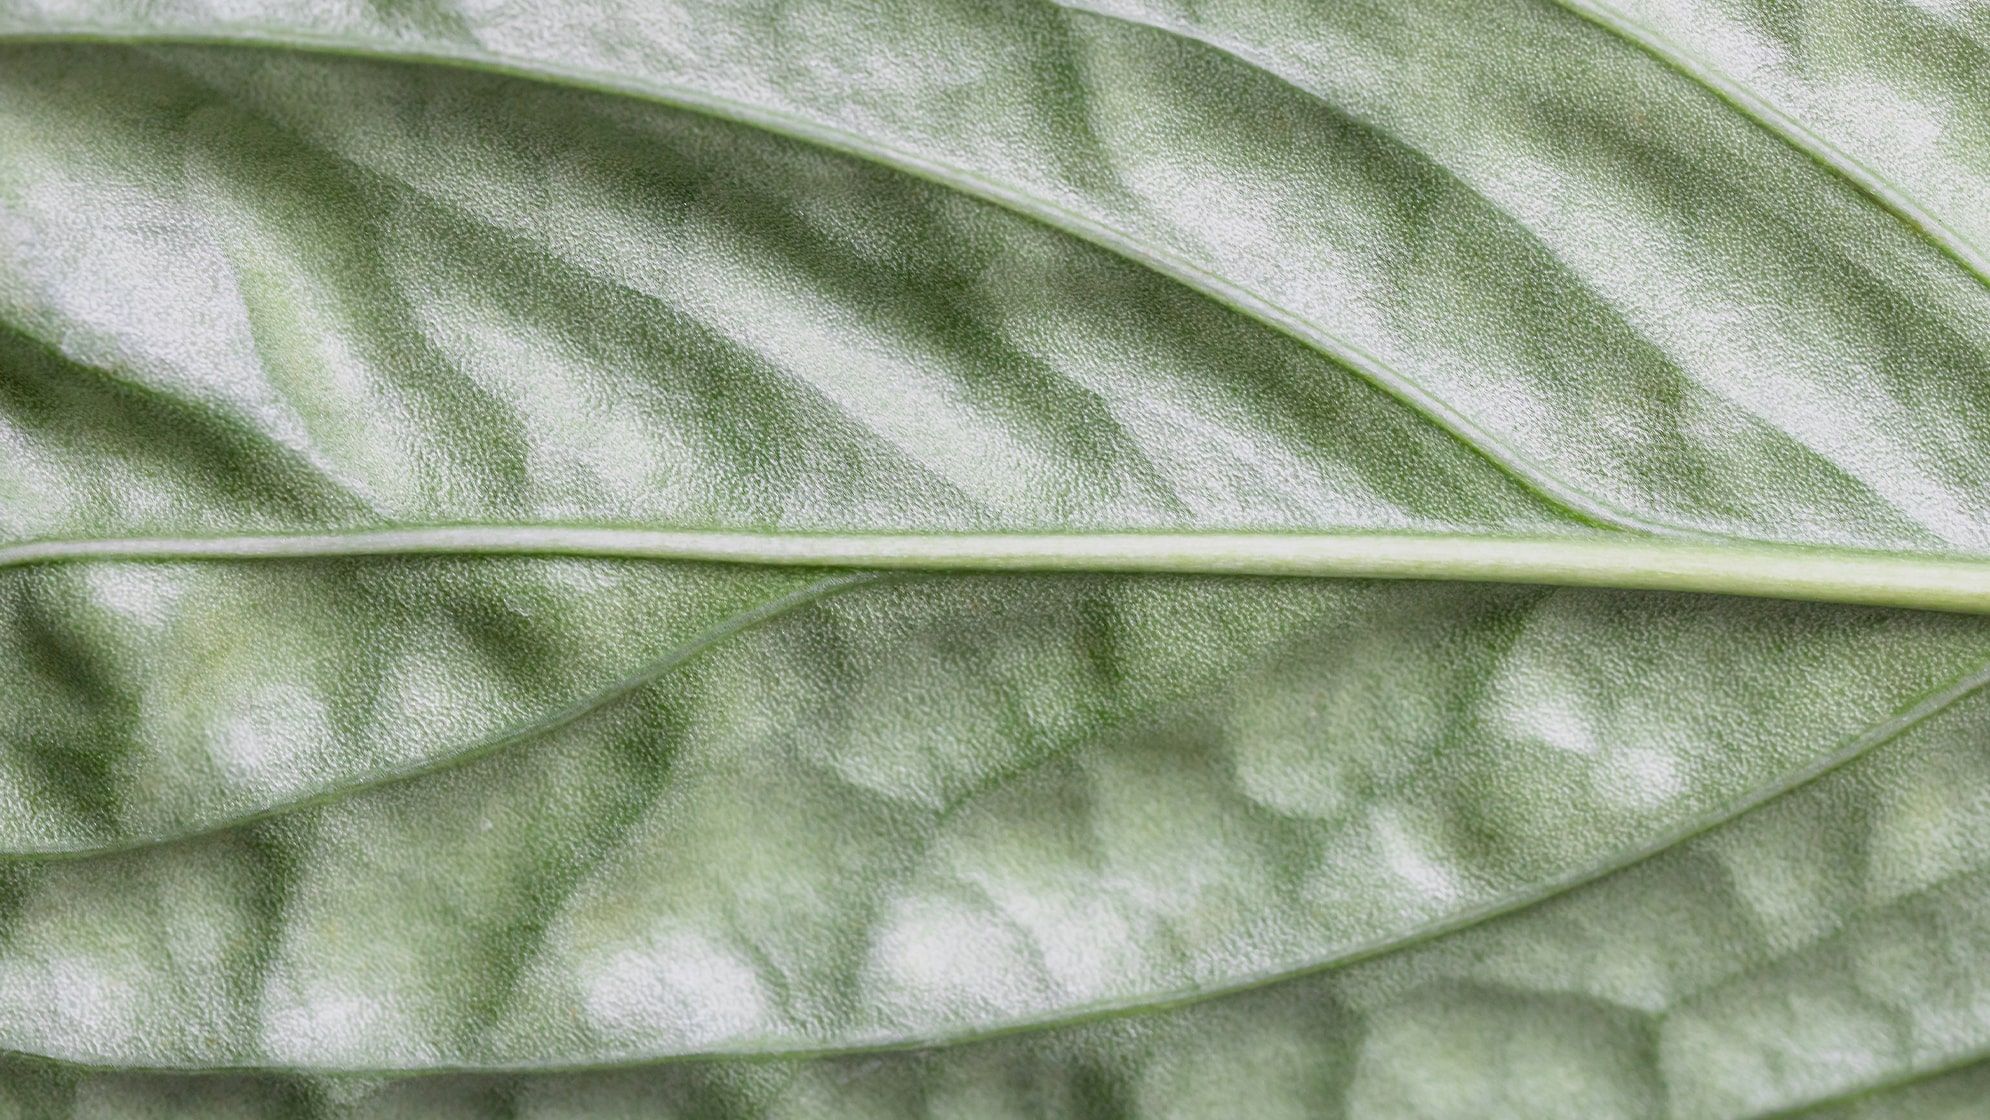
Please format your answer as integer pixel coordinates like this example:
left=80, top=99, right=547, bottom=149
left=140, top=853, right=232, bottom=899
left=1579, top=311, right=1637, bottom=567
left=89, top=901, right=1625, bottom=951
left=1373, top=809, right=1464, bottom=905
left=583, top=929, right=769, bottom=1047
left=864, top=896, right=1044, bottom=1023
left=0, top=953, right=143, bottom=1060
left=79, top=563, right=186, bottom=628
left=262, top=987, right=429, bottom=1066
left=1595, top=747, right=1685, bottom=812
left=208, top=680, right=332, bottom=791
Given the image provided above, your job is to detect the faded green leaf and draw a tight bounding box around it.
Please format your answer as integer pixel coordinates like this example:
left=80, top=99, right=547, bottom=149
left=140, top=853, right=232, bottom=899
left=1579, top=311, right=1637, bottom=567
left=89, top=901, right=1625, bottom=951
left=2, top=1, right=1989, bottom=1116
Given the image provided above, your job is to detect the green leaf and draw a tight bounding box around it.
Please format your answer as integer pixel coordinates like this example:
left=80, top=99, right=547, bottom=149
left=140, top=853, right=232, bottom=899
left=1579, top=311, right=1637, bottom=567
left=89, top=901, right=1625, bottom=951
left=2, top=0, right=1989, bottom=1116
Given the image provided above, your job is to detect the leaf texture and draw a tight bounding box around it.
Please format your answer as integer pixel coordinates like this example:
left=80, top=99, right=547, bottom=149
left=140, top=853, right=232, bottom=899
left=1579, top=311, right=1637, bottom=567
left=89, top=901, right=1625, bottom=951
left=2, top=0, right=1990, bottom=1116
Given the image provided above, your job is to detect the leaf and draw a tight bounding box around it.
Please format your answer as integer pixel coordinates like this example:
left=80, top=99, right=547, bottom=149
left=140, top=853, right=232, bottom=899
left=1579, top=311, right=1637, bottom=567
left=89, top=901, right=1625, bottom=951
left=1, top=0, right=1989, bottom=1116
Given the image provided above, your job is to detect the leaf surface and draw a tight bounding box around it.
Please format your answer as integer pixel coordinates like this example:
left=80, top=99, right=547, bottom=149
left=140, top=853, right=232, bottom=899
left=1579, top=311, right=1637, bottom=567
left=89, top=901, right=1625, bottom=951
left=2, top=1, right=1990, bottom=1116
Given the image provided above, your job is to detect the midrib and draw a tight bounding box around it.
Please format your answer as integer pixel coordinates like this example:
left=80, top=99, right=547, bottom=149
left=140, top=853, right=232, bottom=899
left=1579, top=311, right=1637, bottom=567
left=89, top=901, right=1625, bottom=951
left=9, top=525, right=1990, bottom=615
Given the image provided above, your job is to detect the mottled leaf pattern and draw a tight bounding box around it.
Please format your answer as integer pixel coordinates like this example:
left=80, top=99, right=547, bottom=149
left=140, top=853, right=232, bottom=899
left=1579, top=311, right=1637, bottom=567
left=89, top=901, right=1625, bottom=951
left=1, top=1, right=1989, bottom=1116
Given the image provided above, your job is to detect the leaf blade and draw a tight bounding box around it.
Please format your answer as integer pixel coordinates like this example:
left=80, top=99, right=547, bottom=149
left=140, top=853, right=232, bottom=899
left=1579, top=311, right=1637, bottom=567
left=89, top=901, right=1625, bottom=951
left=4, top=1, right=1990, bottom=1115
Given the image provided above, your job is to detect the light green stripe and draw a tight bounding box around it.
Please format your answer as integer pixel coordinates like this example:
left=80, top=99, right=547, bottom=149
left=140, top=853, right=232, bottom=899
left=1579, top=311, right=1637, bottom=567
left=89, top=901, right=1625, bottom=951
left=4, top=527, right=1988, bottom=614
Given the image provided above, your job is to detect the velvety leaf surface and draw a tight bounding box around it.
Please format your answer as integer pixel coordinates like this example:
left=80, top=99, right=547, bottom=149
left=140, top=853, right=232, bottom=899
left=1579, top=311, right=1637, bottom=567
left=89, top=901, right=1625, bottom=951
left=5, top=614, right=1989, bottom=1116
left=12, top=0, right=1990, bottom=548
left=6, top=573, right=1990, bottom=1077
left=2, top=0, right=1989, bottom=1116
